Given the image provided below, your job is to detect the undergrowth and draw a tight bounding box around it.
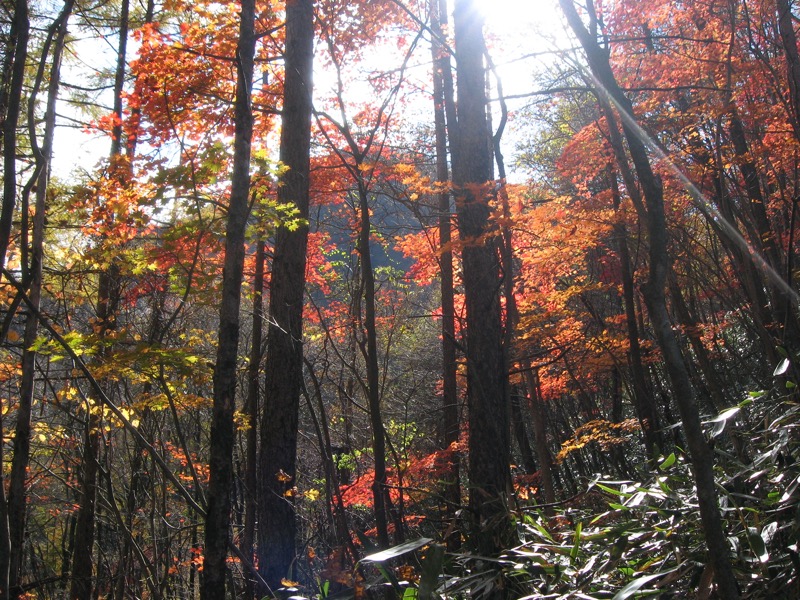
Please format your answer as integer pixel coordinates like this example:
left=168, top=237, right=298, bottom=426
left=287, top=373, right=800, bottom=599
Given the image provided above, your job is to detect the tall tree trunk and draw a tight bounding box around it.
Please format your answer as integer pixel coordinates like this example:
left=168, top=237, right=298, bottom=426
left=608, top=165, right=662, bottom=455
left=257, top=0, right=314, bottom=589
left=7, top=3, right=73, bottom=597
left=728, top=112, right=799, bottom=348
left=777, top=0, right=800, bottom=141
left=201, top=0, right=255, bottom=595
left=511, top=391, right=537, bottom=475
left=560, top=1, right=739, bottom=596
left=667, top=276, right=727, bottom=412
left=70, top=1, right=129, bottom=596
left=705, top=133, right=777, bottom=367
left=430, top=0, right=461, bottom=550
left=452, top=0, right=512, bottom=556
left=242, top=240, right=263, bottom=600
left=0, top=19, right=29, bottom=575
left=0, top=0, right=29, bottom=274
left=358, top=181, right=391, bottom=548
left=523, top=370, right=556, bottom=511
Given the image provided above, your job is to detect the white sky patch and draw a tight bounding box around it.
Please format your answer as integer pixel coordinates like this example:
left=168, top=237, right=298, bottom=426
left=49, top=0, right=576, bottom=183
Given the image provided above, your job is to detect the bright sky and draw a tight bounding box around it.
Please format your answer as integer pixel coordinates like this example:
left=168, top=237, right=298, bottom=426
left=50, top=0, right=574, bottom=180
left=482, top=0, right=565, bottom=33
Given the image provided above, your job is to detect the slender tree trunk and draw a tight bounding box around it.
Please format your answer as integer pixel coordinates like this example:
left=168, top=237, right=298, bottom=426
left=430, top=0, right=461, bottom=550
left=0, top=19, right=30, bottom=569
left=668, top=277, right=727, bottom=412
left=69, top=416, right=101, bottom=600
left=305, top=363, right=357, bottom=562
left=7, top=4, right=73, bottom=597
left=201, top=0, right=255, bottom=595
left=728, top=112, right=799, bottom=348
left=560, top=2, right=739, bottom=595
left=511, top=391, right=537, bottom=474
left=523, top=370, right=555, bottom=511
left=242, top=240, right=263, bottom=600
left=777, top=0, right=800, bottom=141
left=257, top=0, right=314, bottom=589
left=70, top=2, right=130, bottom=596
left=705, top=136, right=777, bottom=366
left=0, top=0, right=29, bottom=274
left=357, top=181, right=391, bottom=549
left=452, top=0, right=512, bottom=556
left=608, top=166, right=662, bottom=455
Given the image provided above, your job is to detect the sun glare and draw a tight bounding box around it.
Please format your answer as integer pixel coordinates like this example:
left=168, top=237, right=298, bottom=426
left=480, top=0, right=565, bottom=37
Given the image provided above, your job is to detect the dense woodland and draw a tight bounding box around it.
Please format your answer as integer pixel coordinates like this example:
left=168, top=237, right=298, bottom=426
left=1, top=0, right=800, bottom=597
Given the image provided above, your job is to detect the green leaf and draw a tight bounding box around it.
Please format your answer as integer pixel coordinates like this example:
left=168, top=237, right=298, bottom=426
left=612, top=570, right=673, bottom=599
left=596, top=482, right=634, bottom=497
left=658, top=453, right=676, bottom=471
left=571, top=522, right=583, bottom=561
left=360, top=538, right=433, bottom=564
left=773, top=358, right=791, bottom=376
left=747, top=527, right=768, bottom=563
left=704, top=407, right=740, bottom=438
left=609, top=535, right=628, bottom=561
left=529, top=519, right=555, bottom=541
left=418, top=544, right=444, bottom=600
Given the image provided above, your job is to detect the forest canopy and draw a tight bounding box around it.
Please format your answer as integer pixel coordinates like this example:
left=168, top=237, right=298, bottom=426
left=1, top=0, right=799, bottom=598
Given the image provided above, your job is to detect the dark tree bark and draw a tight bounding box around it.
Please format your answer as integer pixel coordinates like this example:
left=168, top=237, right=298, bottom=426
left=560, top=1, right=739, bottom=596
left=777, top=0, right=800, bottom=141
left=523, top=370, right=556, bottom=511
left=70, top=1, right=130, bottom=597
left=315, top=9, right=420, bottom=550
left=452, top=0, right=512, bottom=556
left=430, top=0, right=461, bottom=550
left=7, top=4, right=73, bottom=598
left=511, top=391, right=537, bottom=475
left=608, top=165, right=662, bottom=455
left=257, top=0, right=314, bottom=590
left=201, top=0, right=255, bottom=595
left=358, top=180, right=393, bottom=548
left=728, top=112, right=800, bottom=348
left=242, top=240, right=263, bottom=600
left=0, top=0, right=28, bottom=274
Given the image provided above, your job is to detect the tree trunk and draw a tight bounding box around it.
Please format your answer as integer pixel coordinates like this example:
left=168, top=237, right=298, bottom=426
left=523, top=370, right=555, bottom=511
left=201, top=0, right=255, bottom=595
left=728, top=112, right=799, bottom=348
left=608, top=166, right=662, bottom=455
left=68, top=416, right=101, bottom=600
left=357, top=180, right=392, bottom=548
left=452, top=0, right=512, bottom=556
left=559, top=1, right=739, bottom=595
left=777, top=0, right=800, bottom=140
left=430, top=0, right=461, bottom=550
left=0, top=0, right=29, bottom=274
left=257, top=0, right=314, bottom=590
left=511, top=391, right=537, bottom=475
left=7, top=4, right=73, bottom=597
left=242, top=240, right=263, bottom=600
left=70, top=1, right=129, bottom=596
